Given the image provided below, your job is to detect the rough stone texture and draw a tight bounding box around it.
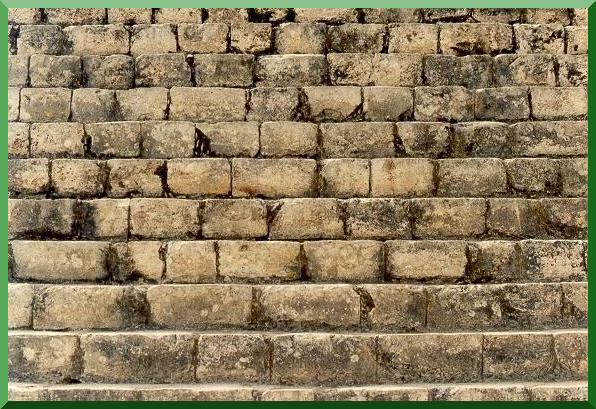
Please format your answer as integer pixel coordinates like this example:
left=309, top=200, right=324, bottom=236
left=8, top=8, right=588, bottom=401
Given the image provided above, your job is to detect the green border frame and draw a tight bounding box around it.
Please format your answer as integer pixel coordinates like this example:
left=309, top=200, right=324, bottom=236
left=1, top=1, right=594, bottom=406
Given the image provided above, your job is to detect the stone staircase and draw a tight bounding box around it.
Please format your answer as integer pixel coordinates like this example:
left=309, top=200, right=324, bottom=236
left=8, top=7, right=587, bottom=401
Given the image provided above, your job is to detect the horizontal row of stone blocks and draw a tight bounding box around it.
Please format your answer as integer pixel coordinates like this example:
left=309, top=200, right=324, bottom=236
left=8, top=381, right=589, bottom=401
left=9, top=86, right=587, bottom=123
left=11, top=22, right=587, bottom=57
left=8, top=121, right=587, bottom=160
left=8, top=197, right=586, bottom=240
left=8, top=330, right=587, bottom=384
left=8, top=239, right=587, bottom=284
left=8, top=53, right=588, bottom=89
left=8, top=158, right=587, bottom=199
left=8, top=282, right=587, bottom=331
left=8, top=8, right=588, bottom=26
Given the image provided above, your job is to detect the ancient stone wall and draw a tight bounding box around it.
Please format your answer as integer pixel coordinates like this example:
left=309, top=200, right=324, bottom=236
left=8, top=7, right=588, bottom=401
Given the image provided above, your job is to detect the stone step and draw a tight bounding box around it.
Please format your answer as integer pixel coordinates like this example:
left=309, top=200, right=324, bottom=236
left=7, top=156, right=588, bottom=200
left=9, top=282, right=586, bottom=332
left=9, top=381, right=588, bottom=401
left=9, top=329, right=586, bottom=386
left=8, top=238, right=588, bottom=284
left=8, top=197, right=587, bottom=241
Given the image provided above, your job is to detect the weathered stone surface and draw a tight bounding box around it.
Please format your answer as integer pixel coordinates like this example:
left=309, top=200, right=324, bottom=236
left=203, top=199, right=268, bottom=239
left=483, top=333, right=556, bottom=381
left=494, top=54, right=556, bottom=86
left=218, top=241, right=301, bottom=282
left=147, top=284, right=252, bottom=327
left=83, top=55, right=134, bottom=89
left=411, top=198, right=486, bottom=238
left=559, top=158, right=587, bottom=197
left=196, top=334, right=269, bottom=383
left=320, top=122, right=394, bottom=158
left=269, top=199, right=344, bottom=240
left=51, top=160, right=105, bottom=197
left=232, top=158, right=317, bottom=198
left=304, top=241, right=384, bottom=282
left=387, top=240, right=467, bottom=282
left=257, top=285, right=360, bottom=329
left=554, top=331, right=587, bottom=379
left=294, top=8, right=358, bottom=23
left=424, top=55, right=493, bottom=88
left=9, top=199, right=73, bottom=238
left=64, top=24, right=129, bottom=55
left=130, top=24, right=177, bottom=55
left=130, top=198, right=200, bottom=239
left=81, top=333, right=195, bottom=383
left=426, top=283, right=563, bottom=330
left=439, top=23, right=513, bottom=55
left=304, top=86, right=362, bottom=122
left=85, top=121, right=140, bottom=157
left=178, top=22, right=229, bottom=53
left=110, top=241, right=164, bottom=282
left=388, top=24, right=437, bottom=53
left=272, top=334, right=376, bottom=385
left=29, top=55, right=82, bottom=88
left=80, top=199, right=129, bottom=239
left=8, top=159, right=50, bottom=196
left=196, top=122, right=260, bottom=157
left=116, top=88, right=168, bottom=121
left=231, top=23, right=271, bottom=54
left=514, top=24, right=564, bottom=54
left=320, top=159, right=370, bottom=198
left=8, top=123, right=29, bottom=158
left=557, top=55, right=588, bottom=86
left=107, top=8, right=152, bottom=24
left=194, top=54, right=254, bottom=87
left=414, top=86, right=474, bottom=121
left=505, top=158, right=559, bottom=195
left=12, top=241, right=108, bottom=282
left=255, top=55, right=327, bottom=87
left=363, top=285, right=426, bottom=331
left=20, top=88, right=71, bottom=122
left=378, top=334, right=482, bottom=382
left=8, top=284, right=33, bottom=329
left=275, top=23, right=326, bottom=54
left=170, top=87, right=246, bottom=122
left=475, top=87, right=530, bottom=120
left=520, top=240, right=586, bottom=282
left=18, top=25, right=65, bottom=55
left=371, top=158, right=434, bottom=197
left=135, top=54, right=191, bottom=88
left=437, top=158, right=507, bottom=196
left=33, top=285, right=146, bottom=329
left=531, top=87, right=587, bottom=120
left=165, top=241, right=217, bottom=283
left=140, top=121, right=195, bottom=158
left=107, top=159, right=164, bottom=197
left=260, top=122, right=318, bottom=157
left=154, top=8, right=202, bottom=23
left=9, top=333, right=79, bottom=382
left=346, top=198, right=410, bottom=239
left=396, top=122, right=450, bottom=158
left=327, top=24, right=385, bottom=53
left=363, top=87, right=413, bottom=121
left=565, top=27, right=587, bottom=55
left=168, top=159, right=231, bottom=197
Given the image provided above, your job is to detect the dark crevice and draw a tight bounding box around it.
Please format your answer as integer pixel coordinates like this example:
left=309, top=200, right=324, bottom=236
left=8, top=24, right=19, bottom=55
left=193, top=127, right=211, bottom=157
left=153, top=161, right=173, bottom=198
left=186, top=54, right=197, bottom=87
left=353, top=286, right=375, bottom=331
